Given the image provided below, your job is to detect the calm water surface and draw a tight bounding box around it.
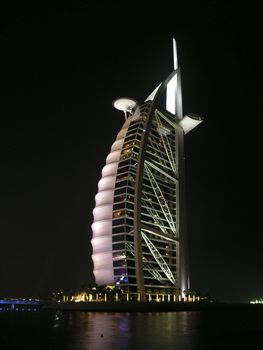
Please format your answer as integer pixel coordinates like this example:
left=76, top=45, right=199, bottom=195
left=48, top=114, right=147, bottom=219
left=0, top=307, right=263, bottom=349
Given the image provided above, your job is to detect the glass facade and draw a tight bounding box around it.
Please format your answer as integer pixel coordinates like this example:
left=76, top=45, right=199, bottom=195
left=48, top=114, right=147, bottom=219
left=111, top=103, right=179, bottom=293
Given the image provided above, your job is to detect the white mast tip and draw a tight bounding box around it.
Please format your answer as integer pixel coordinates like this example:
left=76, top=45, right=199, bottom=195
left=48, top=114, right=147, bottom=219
left=173, top=38, right=178, bottom=70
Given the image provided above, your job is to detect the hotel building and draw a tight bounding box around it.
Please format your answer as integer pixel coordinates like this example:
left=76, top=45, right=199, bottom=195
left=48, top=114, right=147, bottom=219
left=91, top=40, right=203, bottom=300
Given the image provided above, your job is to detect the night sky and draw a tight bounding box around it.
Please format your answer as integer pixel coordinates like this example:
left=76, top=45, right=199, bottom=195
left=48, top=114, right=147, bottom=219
left=0, top=1, right=262, bottom=303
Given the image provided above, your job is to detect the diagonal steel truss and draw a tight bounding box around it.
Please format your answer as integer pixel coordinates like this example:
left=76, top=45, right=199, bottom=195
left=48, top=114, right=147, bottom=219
left=141, top=232, right=176, bottom=285
left=125, top=241, right=165, bottom=283
left=141, top=191, right=169, bottom=235
left=155, top=114, right=177, bottom=173
left=144, top=163, right=176, bottom=234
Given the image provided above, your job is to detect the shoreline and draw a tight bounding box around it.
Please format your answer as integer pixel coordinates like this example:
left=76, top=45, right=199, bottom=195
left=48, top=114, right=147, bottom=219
left=43, top=301, right=263, bottom=312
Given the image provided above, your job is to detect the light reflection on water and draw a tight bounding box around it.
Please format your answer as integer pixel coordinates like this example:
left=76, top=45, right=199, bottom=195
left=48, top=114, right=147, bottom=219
left=64, top=311, right=198, bottom=350
left=1, top=307, right=263, bottom=349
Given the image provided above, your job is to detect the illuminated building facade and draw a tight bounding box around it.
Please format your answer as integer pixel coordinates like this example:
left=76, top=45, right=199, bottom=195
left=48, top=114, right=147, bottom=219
left=91, top=40, right=203, bottom=300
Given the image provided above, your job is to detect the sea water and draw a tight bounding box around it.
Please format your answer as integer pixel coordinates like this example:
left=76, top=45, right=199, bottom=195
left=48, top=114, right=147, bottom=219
left=0, top=306, right=262, bottom=349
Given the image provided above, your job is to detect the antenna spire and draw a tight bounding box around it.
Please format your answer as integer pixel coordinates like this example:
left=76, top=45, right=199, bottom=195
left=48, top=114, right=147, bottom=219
left=173, top=38, right=178, bottom=70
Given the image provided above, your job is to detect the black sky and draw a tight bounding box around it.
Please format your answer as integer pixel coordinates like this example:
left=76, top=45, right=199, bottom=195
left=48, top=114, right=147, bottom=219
left=0, top=1, right=262, bottom=303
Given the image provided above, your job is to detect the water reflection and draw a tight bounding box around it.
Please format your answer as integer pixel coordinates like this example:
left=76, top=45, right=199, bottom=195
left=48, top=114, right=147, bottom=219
left=66, top=311, right=198, bottom=350
left=53, top=311, right=63, bottom=328
left=2, top=308, right=262, bottom=349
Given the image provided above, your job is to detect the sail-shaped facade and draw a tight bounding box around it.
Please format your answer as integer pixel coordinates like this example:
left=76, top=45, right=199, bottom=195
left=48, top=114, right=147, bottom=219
left=91, top=41, right=203, bottom=300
